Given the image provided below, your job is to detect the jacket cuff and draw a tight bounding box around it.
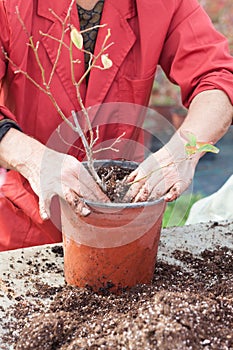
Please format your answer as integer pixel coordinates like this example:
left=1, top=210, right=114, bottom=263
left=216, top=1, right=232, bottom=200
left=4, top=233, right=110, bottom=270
left=0, top=118, right=22, bottom=142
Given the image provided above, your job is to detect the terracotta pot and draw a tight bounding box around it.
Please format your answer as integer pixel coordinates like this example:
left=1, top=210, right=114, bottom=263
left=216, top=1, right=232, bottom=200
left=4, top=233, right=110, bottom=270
left=60, top=160, right=166, bottom=293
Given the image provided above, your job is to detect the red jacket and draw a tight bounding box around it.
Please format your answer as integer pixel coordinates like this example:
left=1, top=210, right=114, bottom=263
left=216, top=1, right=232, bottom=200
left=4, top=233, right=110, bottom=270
left=0, top=0, right=233, bottom=250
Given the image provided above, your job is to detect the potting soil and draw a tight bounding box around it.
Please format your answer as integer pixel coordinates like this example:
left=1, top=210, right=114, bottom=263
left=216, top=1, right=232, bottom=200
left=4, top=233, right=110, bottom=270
left=0, top=221, right=232, bottom=350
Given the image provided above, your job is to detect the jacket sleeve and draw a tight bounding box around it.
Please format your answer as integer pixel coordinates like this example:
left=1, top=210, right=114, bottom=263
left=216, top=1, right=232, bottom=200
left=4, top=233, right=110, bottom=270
left=0, top=0, right=18, bottom=122
left=159, top=0, right=233, bottom=108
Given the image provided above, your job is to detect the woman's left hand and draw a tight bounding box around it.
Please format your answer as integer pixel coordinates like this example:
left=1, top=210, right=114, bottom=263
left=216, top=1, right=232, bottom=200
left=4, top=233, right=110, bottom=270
left=124, top=138, right=200, bottom=203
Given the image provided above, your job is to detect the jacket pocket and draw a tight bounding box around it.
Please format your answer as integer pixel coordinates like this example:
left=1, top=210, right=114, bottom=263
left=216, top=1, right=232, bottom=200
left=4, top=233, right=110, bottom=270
left=118, top=74, right=155, bottom=106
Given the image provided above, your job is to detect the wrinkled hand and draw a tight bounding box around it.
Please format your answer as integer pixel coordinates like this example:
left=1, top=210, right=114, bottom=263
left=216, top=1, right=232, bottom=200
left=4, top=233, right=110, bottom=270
left=0, top=129, right=109, bottom=220
left=124, top=139, right=200, bottom=203
left=21, top=147, right=109, bottom=220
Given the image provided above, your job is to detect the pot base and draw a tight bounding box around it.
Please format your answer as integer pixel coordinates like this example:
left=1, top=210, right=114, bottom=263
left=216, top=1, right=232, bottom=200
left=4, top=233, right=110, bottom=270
left=63, top=214, right=163, bottom=293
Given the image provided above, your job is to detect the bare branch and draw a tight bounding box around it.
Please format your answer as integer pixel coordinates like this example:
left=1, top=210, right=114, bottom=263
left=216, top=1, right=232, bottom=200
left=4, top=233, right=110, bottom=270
left=10, top=1, right=116, bottom=194
left=92, top=65, right=110, bottom=70
left=93, top=132, right=126, bottom=154
left=70, top=27, right=114, bottom=155
left=3, top=45, right=76, bottom=134
left=3, top=50, right=46, bottom=93
left=29, top=37, right=47, bottom=86
left=76, top=87, right=94, bottom=145
left=15, top=6, right=30, bottom=37
left=76, top=29, right=113, bottom=87
left=48, top=9, right=63, bottom=23
left=48, top=0, right=75, bottom=23
left=57, top=125, right=84, bottom=153
left=39, top=31, right=70, bottom=50
left=15, top=7, right=47, bottom=87
left=90, top=125, right=99, bottom=148
left=72, top=111, right=90, bottom=153
left=48, top=0, right=76, bottom=86
left=102, top=41, right=114, bottom=52
left=80, top=23, right=107, bottom=33
left=72, top=111, right=106, bottom=191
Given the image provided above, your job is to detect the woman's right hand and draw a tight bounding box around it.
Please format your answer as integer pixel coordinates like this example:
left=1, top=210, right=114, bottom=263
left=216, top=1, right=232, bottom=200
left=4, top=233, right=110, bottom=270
left=25, top=148, right=109, bottom=220
left=0, top=129, right=109, bottom=220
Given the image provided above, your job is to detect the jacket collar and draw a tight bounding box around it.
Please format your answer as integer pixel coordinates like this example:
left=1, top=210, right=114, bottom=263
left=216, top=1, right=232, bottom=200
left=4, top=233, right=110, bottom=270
left=38, top=0, right=136, bottom=109
left=37, top=0, right=136, bottom=24
left=37, top=0, right=69, bottom=22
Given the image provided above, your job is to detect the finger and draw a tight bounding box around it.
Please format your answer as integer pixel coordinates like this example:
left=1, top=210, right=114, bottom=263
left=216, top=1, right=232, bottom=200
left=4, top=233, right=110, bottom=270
left=124, top=169, right=138, bottom=183
left=133, top=184, right=152, bottom=202
left=71, top=172, right=109, bottom=203
left=64, top=188, right=91, bottom=217
left=124, top=178, right=145, bottom=202
left=164, top=180, right=189, bottom=202
left=39, top=196, right=51, bottom=221
left=125, top=161, right=164, bottom=202
left=149, top=179, right=168, bottom=201
left=81, top=183, right=109, bottom=203
left=74, top=198, right=91, bottom=217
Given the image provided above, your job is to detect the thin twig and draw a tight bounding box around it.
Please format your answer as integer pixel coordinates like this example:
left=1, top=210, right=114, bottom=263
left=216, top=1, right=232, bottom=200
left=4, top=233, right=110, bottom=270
left=70, top=28, right=113, bottom=156
left=57, top=125, right=84, bottom=153
left=93, top=132, right=126, bottom=154
left=127, top=157, right=192, bottom=185
left=8, top=2, right=117, bottom=194
left=15, top=7, right=47, bottom=86
left=48, top=0, right=76, bottom=86
left=39, top=31, right=70, bottom=50
left=15, top=6, right=30, bottom=36
left=72, top=111, right=105, bottom=191
left=91, top=125, right=99, bottom=148
left=76, top=29, right=113, bottom=87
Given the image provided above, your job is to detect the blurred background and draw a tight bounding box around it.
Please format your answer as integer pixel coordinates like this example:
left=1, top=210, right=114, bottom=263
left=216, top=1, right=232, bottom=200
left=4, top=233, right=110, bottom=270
left=148, top=0, right=233, bottom=226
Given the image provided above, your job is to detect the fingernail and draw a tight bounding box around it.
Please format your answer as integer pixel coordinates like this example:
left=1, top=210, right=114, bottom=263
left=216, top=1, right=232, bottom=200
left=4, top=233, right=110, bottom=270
left=81, top=207, right=91, bottom=216
left=41, top=212, right=49, bottom=220
left=165, top=193, right=172, bottom=200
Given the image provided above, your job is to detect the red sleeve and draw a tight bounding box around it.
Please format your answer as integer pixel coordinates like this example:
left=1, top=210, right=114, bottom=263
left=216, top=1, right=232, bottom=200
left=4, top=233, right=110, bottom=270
left=159, top=0, right=233, bottom=108
left=0, top=0, right=17, bottom=122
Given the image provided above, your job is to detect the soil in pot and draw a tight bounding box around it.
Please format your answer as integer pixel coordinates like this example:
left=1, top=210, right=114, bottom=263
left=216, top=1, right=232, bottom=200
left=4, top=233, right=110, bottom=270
left=96, top=162, right=133, bottom=202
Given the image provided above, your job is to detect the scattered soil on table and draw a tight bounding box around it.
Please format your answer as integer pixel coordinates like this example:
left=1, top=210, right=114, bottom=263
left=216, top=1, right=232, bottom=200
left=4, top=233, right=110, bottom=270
left=2, top=246, right=233, bottom=350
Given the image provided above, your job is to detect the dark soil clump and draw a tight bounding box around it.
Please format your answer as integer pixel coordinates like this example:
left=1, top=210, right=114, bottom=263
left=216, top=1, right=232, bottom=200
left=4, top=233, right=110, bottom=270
left=2, top=246, right=233, bottom=350
left=97, top=164, right=133, bottom=202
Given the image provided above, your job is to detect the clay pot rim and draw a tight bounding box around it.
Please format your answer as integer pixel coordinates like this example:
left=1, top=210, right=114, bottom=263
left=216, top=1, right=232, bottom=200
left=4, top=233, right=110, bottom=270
left=84, top=196, right=164, bottom=209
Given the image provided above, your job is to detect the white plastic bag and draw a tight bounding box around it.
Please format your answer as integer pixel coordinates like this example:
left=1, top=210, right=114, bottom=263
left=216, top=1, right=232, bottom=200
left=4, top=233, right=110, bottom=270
left=185, top=174, right=233, bottom=225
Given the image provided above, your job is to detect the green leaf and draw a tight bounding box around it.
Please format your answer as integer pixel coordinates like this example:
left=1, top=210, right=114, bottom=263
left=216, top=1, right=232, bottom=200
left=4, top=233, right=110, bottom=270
left=197, top=144, right=219, bottom=154
left=186, top=133, right=197, bottom=147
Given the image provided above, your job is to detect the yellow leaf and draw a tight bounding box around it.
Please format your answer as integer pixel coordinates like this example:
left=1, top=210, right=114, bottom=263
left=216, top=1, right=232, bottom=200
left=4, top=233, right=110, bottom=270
left=70, top=27, right=83, bottom=50
left=101, top=54, right=113, bottom=69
